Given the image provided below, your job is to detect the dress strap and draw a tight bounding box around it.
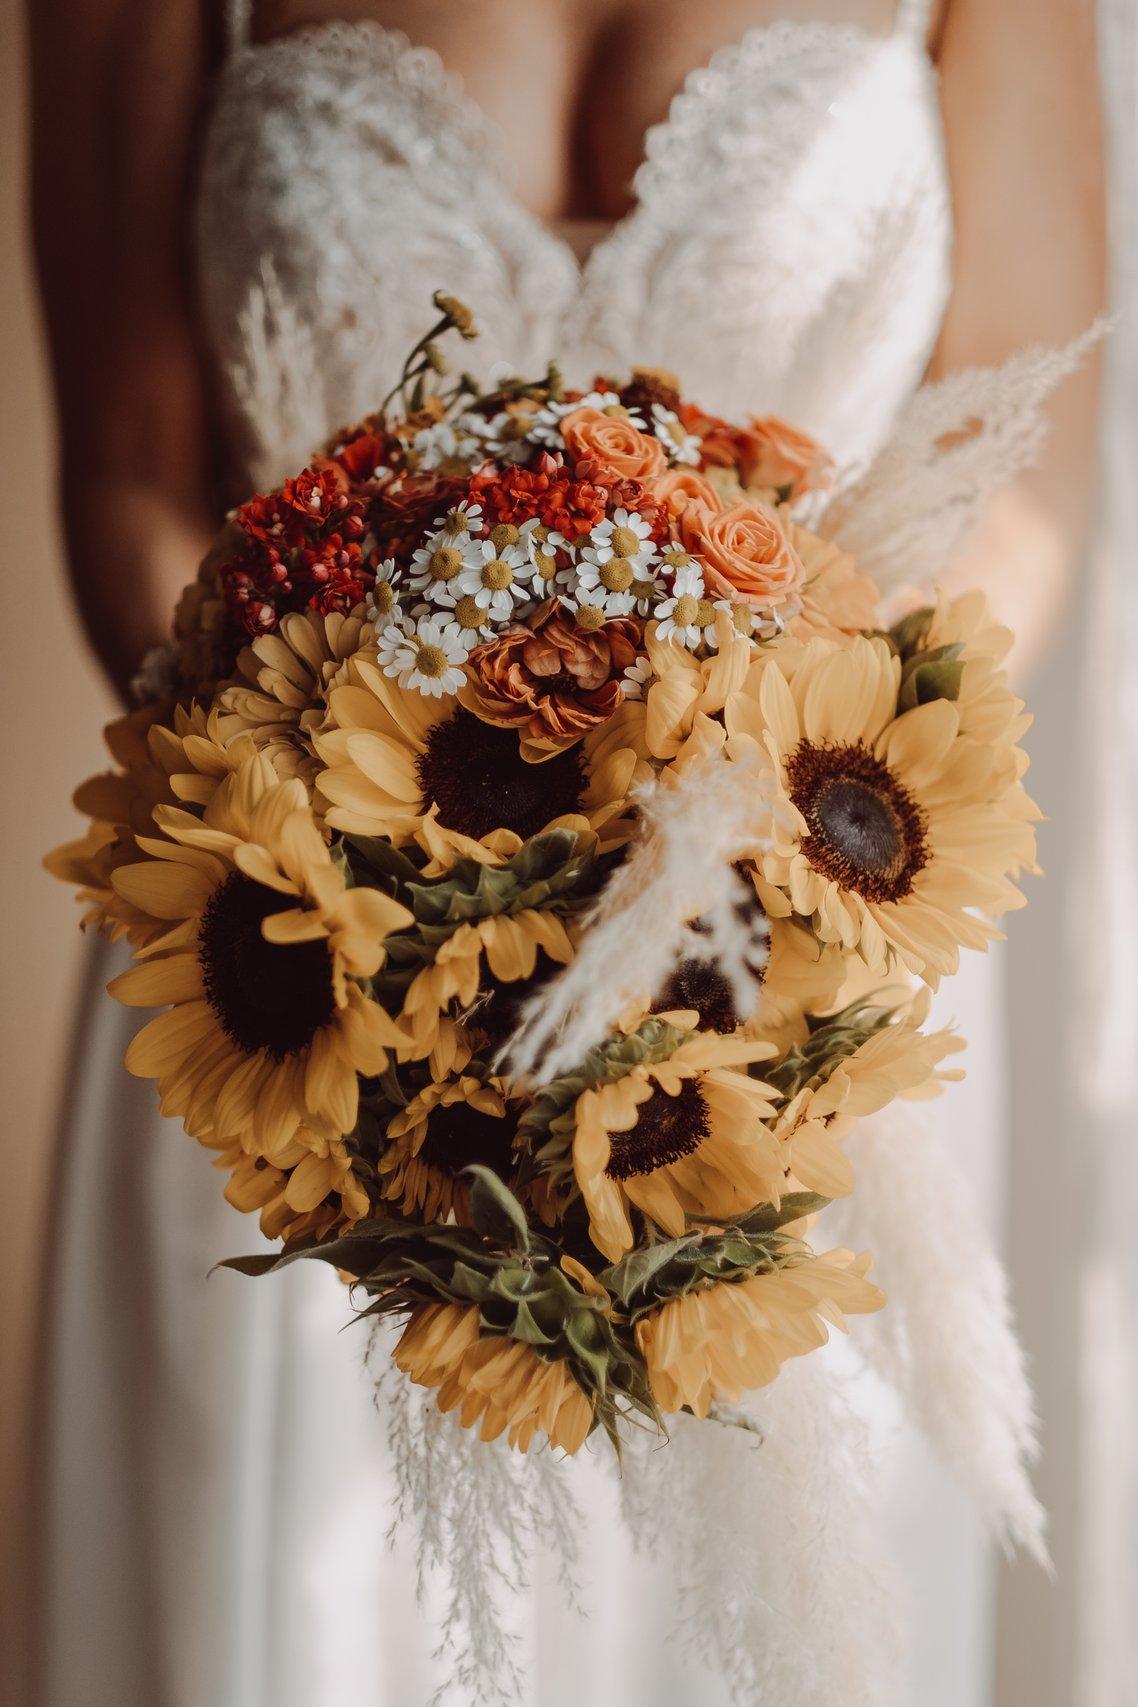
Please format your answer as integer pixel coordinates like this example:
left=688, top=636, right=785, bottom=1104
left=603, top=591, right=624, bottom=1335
left=223, top=0, right=253, bottom=55
left=893, top=0, right=935, bottom=45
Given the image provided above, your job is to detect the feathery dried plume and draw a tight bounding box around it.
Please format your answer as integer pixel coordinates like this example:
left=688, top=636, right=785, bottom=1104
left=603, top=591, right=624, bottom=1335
left=229, top=260, right=327, bottom=491
left=814, top=323, right=1106, bottom=604
left=502, top=750, right=780, bottom=1085
left=824, top=1103, right=1049, bottom=1565
left=621, top=1359, right=903, bottom=1706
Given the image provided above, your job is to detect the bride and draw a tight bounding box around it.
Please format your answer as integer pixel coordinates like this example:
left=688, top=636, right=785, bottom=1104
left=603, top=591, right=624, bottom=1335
left=27, top=2, right=1104, bottom=1703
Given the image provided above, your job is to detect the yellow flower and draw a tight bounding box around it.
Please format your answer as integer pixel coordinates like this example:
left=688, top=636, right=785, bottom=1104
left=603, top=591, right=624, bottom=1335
left=648, top=915, right=846, bottom=1049
left=773, top=991, right=964, bottom=1198
left=45, top=703, right=244, bottom=945
left=728, top=634, right=1037, bottom=985
left=315, top=650, right=641, bottom=867
left=786, top=520, right=880, bottom=640
left=399, top=909, right=575, bottom=1060
left=394, top=1302, right=594, bottom=1453
left=380, top=1074, right=515, bottom=1221
left=108, top=753, right=411, bottom=1157
left=636, top=1247, right=885, bottom=1416
left=572, top=1031, right=784, bottom=1262
left=604, top=609, right=753, bottom=768
left=212, top=1127, right=370, bottom=1242
left=217, top=605, right=371, bottom=790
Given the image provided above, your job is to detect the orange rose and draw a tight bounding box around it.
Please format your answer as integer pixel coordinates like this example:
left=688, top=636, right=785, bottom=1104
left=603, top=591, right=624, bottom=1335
left=560, top=406, right=667, bottom=481
left=735, top=416, right=833, bottom=496
left=681, top=500, right=804, bottom=612
left=463, top=604, right=642, bottom=751
left=648, top=468, right=724, bottom=525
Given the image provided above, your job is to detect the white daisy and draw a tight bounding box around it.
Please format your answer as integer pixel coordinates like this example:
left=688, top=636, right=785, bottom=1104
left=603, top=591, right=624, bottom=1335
left=529, top=389, right=646, bottom=446
left=366, top=557, right=402, bottom=630
left=621, top=654, right=656, bottom=700
left=580, top=508, right=658, bottom=574
left=558, top=595, right=611, bottom=635
left=651, top=403, right=702, bottom=466
left=654, top=564, right=708, bottom=650
left=408, top=524, right=484, bottom=602
left=433, top=500, right=483, bottom=539
left=573, top=557, right=637, bottom=617
left=456, top=538, right=535, bottom=623
left=411, top=420, right=482, bottom=472
left=462, top=408, right=539, bottom=465
left=377, top=615, right=471, bottom=698
left=518, top=517, right=572, bottom=598
left=430, top=586, right=498, bottom=645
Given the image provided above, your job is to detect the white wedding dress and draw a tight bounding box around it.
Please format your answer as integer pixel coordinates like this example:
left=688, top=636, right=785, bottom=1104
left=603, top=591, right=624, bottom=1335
left=34, top=5, right=1013, bottom=1704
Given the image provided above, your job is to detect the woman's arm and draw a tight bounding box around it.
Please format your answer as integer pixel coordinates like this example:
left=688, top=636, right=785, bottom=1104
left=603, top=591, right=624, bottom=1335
left=932, top=0, right=1106, bottom=673
left=27, top=0, right=217, bottom=700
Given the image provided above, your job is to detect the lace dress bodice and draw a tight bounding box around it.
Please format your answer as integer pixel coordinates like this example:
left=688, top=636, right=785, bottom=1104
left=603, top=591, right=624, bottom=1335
left=196, top=3, right=951, bottom=488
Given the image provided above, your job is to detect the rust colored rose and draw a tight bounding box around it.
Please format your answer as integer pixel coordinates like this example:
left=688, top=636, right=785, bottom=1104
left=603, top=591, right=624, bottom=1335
left=735, top=416, right=834, bottom=496
left=560, top=406, right=667, bottom=481
left=464, top=604, right=642, bottom=751
left=680, top=500, right=804, bottom=612
left=648, top=468, right=724, bottom=525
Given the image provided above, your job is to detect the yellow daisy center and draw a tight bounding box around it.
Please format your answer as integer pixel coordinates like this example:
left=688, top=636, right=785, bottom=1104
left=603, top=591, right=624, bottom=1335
left=430, top=545, right=463, bottom=579
left=454, top=595, right=487, bottom=630
left=490, top=523, right=521, bottom=550
left=671, top=594, right=700, bottom=627
left=731, top=602, right=753, bottom=634
left=440, top=509, right=470, bottom=536
left=609, top=526, right=641, bottom=558
left=415, top=644, right=449, bottom=679
left=605, top=1079, right=710, bottom=1180
left=372, top=581, right=395, bottom=616
left=663, top=549, right=692, bottom=570
left=482, top=559, right=514, bottom=591
left=599, top=560, right=635, bottom=592
left=694, top=599, right=717, bottom=627
left=575, top=604, right=606, bottom=632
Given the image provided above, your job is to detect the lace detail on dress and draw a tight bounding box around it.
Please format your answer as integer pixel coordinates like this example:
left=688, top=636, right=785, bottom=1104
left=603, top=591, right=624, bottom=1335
left=196, top=16, right=952, bottom=486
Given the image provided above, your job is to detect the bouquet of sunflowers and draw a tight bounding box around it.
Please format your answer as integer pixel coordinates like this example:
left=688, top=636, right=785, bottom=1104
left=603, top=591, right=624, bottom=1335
left=49, top=294, right=1038, bottom=1458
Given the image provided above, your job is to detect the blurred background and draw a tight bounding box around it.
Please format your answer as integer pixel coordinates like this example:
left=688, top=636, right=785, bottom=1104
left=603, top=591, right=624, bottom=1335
left=0, top=4, right=1132, bottom=1703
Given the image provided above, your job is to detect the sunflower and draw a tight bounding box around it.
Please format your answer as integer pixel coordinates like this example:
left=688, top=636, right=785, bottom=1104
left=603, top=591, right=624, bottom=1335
left=394, top=1302, right=594, bottom=1452
left=571, top=1031, right=784, bottom=1262
left=212, top=1126, right=370, bottom=1242
left=45, top=702, right=244, bottom=945
left=604, top=608, right=754, bottom=769
left=315, top=650, right=642, bottom=866
left=651, top=913, right=847, bottom=1050
left=380, top=1073, right=516, bottom=1221
left=771, top=992, right=964, bottom=1198
left=217, top=604, right=372, bottom=790
left=635, top=1247, right=884, bottom=1416
left=398, top=910, right=575, bottom=1060
left=727, top=634, right=1037, bottom=984
left=108, top=753, right=411, bottom=1156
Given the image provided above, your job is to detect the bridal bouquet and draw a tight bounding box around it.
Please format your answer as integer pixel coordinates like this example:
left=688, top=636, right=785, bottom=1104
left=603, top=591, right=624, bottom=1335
left=49, top=294, right=1039, bottom=1459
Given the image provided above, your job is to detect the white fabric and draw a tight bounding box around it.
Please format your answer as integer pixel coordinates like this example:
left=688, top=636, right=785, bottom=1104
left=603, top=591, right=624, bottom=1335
left=36, top=14, right=1008, bottom=1707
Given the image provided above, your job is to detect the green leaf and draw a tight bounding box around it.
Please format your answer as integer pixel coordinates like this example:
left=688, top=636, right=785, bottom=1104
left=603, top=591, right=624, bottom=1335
left=600, top=1236, right=700, bottom=1306
left=464, top=1165, right=532, bottom=1251
left=733, top=1192, right=831, bottom=1234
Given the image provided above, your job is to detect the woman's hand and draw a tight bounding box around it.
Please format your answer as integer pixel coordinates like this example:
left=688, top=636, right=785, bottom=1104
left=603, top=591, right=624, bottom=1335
left=27, top=0, right=218, bottom=700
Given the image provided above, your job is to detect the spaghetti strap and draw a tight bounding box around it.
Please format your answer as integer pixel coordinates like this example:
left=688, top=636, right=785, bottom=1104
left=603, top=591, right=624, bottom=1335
left=224, top=0, right=253, bottom=55
left=894, top=0, right=935, bottom=45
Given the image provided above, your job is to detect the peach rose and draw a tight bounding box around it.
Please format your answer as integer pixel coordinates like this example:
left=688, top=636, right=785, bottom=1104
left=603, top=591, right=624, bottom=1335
left=681, top=500, right=804, bottom=612
left=648, top=468, right=724, bottom=525
left=560, top=406, right=667, bottom=481
left=463, top=604, right=642, bottom=751
left=735, top=416, right=833, bottom=496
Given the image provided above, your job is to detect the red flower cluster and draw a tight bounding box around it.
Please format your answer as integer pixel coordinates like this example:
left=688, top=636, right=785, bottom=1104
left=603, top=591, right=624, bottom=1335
left=471, top=453, right=666, bottom=545
left=219, top=460, right=377, bottom=639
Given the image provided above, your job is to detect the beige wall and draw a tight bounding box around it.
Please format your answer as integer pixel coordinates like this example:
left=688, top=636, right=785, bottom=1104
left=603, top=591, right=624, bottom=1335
left=0, top=6, right=116, bottom=1693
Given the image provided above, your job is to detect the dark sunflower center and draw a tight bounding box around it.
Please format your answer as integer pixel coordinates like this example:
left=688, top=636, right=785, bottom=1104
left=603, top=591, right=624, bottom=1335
left=418, top=1098, right=516, bottom=1181
left=655, top=957, right=739, bottom=1033
left=199, top=871, right=335, bottom=1060
left=786, top=739, right=929, bottom=903
left=417, top=709, right=586, bottom=842
left=605, top=1079, right=710, bottom=1181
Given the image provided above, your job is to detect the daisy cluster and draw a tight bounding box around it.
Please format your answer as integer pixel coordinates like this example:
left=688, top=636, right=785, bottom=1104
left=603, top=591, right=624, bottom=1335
left=51, top=295, right=1040, bottom=1464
